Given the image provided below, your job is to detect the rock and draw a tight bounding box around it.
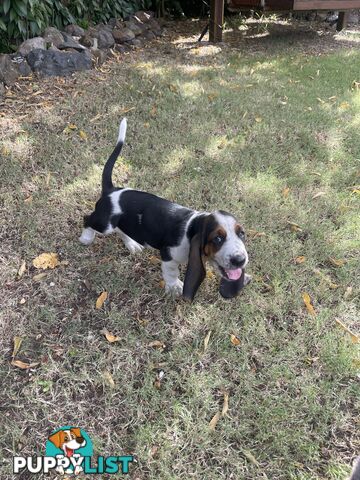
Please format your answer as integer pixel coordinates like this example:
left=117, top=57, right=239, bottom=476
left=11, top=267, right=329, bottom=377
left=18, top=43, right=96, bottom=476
left=27, top=49, right=92, bottom=76
left=65, top=24, right=85, bottom=36
left=113, top=28, right=135, bottom=43
left=79, top=34, right=94, bottom=48
left=59, top=32, right=86, bottom=51
left=18, top=37, right=46, bottom=56
left=91, top=47, right=108, bottom=65
left=113, top=44, right=131, bottom=54
left=127, top=38, right=142, bottom=47
left=0, top=54, right=20, bottom=85
left=134, top=11, right=152, bottom=23
left=108, top=18, right=117, bottom=28
left=43, top=27, right=64, bottom=48
left=96, top=23, right=113, bottom=32
left=148, top=18, right=161, bottom=30
left=140, top=30, right=156, bottom=41
left=148, top=18, right=162, bottom=36
left=10, top=54, right=32, bottom=76
left=97, top=29, right=115, bottom=48
left=124, top=21, right=143, bottom=36
left=86, top=26, right=98, bottom=37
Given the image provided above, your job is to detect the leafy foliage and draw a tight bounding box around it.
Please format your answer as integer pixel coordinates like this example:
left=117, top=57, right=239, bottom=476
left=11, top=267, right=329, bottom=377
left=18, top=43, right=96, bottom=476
left=0, top=0, right=151, bottom=49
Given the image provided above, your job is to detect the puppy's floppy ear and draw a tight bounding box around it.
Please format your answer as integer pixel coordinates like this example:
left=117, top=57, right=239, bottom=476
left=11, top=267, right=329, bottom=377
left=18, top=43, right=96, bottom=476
left=183, top=233, right=206, bottom=302
left=70, top=427, right=81, bottom=438
left=48, top=430, right=65, bottom=449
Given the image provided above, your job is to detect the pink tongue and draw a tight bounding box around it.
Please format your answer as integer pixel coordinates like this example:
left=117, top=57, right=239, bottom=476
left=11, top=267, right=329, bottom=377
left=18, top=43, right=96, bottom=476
left=225, top=268, right=242, bottom=281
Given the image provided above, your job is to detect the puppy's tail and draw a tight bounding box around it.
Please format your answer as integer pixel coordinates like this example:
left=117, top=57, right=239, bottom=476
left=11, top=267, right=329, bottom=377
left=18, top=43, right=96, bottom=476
left=102, top=118, right=127, bottom=193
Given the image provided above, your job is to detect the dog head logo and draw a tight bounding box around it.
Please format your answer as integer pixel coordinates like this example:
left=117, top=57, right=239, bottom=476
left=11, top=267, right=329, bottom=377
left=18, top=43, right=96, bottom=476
left=48, top=427, right=86, bottom=457
left=45, top=426, right=93, bottom=475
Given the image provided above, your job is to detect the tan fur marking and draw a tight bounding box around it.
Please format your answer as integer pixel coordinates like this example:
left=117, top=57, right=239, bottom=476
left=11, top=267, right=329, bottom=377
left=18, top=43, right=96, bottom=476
left=204, top=226, right=227, bottom=257
left=48, top=430, right=66, bottom=449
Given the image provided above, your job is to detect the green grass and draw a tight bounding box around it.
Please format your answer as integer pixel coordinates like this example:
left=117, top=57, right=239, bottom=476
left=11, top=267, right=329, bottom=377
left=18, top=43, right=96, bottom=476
left=0, top=20, right=359, bottom=479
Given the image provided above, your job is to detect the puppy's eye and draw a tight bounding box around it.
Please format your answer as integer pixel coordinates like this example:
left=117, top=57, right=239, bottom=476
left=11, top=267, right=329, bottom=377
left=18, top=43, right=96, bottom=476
left=237, top=229, right=245, bottom=240
left=213, top=235, right=225, bottom=246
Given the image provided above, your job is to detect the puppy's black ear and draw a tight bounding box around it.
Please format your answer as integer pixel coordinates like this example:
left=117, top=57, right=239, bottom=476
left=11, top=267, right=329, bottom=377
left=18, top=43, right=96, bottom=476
left=219, top=270, right=251, bottom=299
left=183, top=233, right=206, bottom=302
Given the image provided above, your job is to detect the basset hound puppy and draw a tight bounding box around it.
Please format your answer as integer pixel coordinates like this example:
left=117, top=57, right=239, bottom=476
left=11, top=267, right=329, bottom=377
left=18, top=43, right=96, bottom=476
left=79, top=119, right=251, bottom=301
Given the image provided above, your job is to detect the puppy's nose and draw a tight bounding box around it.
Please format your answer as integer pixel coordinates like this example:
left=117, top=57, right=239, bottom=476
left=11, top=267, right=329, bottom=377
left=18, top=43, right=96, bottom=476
left=230, top=255, right=246, bottom=268
left=76, top=436, right=85, bottom=444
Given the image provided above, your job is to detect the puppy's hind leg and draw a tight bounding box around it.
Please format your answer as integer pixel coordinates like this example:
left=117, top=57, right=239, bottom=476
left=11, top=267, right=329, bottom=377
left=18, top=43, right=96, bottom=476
left=116, top=228, right=143, bottom=254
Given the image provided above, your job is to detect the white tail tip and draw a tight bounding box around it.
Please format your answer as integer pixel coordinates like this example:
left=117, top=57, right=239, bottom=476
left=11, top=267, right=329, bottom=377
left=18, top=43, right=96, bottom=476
left=118, top=117, right=127, bottom=144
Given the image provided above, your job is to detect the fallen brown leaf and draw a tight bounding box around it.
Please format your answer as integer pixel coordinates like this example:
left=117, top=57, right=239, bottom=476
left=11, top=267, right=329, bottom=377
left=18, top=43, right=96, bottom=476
left=287, top=221, right=302, bottom=232
left=79, top=130, right=87, bottom=141
left=329, top=257, right=345, bottom=267
left=294, top=256, right=306, bottom=264
left=96, top=291, right=108, bottom=309
left=335, top=319, right=359, bottom=344
left=230, top=334, right=241, bottom=346
left=11, top=359, right=39, bottom=369
left=12, top=336, right=23, bottom=358
left=282, top=187, right=290, bottom=198
left=302, top=292, right=315, bottom=316
left=209, top=411, right=221, bottom=431
left=33, top=252, right=60, bottom=270
left=17, top=261, right=26, bottom=279
left=148, top=340, right=165, bottom=349
left=243, top=450, right=260, bottom=467
left=203, top=331, right=212, bottom=352
left=344, top=286, right=353, bottom=299
left=102, top=370, right=115, bottom=388
left=33, top=272, right=48, bottom=282
left=100, top=328, right=120, bottom=343
left=312, top=191, right=326, bottom=199
left=149, top=255, right=161, bottom=265
left=222, top=391, right=229, bottom=416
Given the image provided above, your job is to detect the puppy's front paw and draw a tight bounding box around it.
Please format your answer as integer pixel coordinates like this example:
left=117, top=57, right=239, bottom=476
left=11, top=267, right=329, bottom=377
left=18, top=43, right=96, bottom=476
left=124, top=239, right=144, bottom=254
left=79, top=227, right=95, bottom=245
left=165, top=279, right=184, bottom=297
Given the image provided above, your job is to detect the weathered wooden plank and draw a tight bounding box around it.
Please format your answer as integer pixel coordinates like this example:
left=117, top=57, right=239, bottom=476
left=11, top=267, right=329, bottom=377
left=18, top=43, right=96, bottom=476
left=264, top=0, right=294, bottom=10
left=336, top=11, right=349, bottom=30
left=293, top=0, right=359, bottom=9
left=209, top=0, right=224, bottom=42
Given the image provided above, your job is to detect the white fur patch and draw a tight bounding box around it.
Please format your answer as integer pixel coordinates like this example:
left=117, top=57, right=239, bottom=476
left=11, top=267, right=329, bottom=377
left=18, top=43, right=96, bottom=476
left=162, top=260, right=183, bottom=296
left=213, top=211, right=248, bottom=270
left=168, top=212, right=200, bottom=264
left=79, top=227, right=96, bottom=245
left=118, top=118, right=127, bottom=144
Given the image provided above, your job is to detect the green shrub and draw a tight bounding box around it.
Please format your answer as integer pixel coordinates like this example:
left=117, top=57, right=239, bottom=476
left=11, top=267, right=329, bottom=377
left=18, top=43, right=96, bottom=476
left=0, top=0, right=74, bottom=41
left=0, top=0, right=151, bottom=51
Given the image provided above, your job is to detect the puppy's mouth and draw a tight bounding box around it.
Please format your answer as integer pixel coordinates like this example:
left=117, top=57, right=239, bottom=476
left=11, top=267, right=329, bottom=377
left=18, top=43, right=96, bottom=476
left=65, top=446, right=74, bottom=457
left=215, top=263, right=242, bottom=281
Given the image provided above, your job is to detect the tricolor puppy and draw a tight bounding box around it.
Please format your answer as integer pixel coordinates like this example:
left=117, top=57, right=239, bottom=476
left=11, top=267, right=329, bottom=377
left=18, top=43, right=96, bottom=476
left=79, top=119, right=251, bottom=301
